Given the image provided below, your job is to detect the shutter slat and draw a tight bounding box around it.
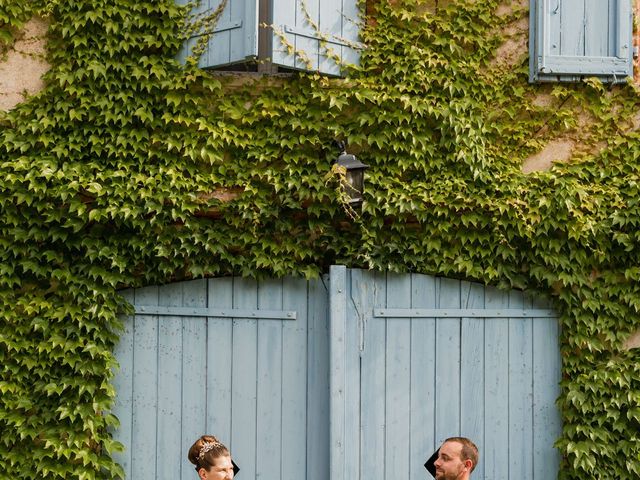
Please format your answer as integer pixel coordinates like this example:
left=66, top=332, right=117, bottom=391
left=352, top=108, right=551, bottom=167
left=341, top=0, right=360, bottom=67
left=272, top=0, right=359, bottom=75
left=584, top=0, right=609, bottom=57
left=299, top=0, right=321, bottom=71
left=318, top=0, right=342, bottom=75
left=530, top=0, right=632, bottom=82
left=177, top=0, right=258, bottom=69
left=559, top=0, right=584, bottom=56
left=616, top=0, right=632, bottom=59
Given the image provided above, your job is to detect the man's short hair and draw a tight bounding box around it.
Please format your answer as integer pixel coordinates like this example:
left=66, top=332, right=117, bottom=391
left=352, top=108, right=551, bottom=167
left=444, top=437, right=479, bottom=472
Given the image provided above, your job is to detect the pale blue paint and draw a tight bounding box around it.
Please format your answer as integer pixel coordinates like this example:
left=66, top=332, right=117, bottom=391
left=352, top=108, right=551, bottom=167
left=435, top=277, right=462, bottom=441
left=271, top=0, right=359, bottom=74
left=328, top=265, right=350, bottom=480
left=256, top=279, right=283, bottom=479
left=530, top=0, right=633, bottom=83
left=409, top=273, right=437, bottom=480
left=111, top=289, right=134, bottom=479
left=113, top=275, right=330, bottom=480
left=306, top=276, right=330, bottom=480
left=460, top=281, right=485, bottom=480
left=205, top=277, right=234, bottom=442
left=329, top=269, right=562, bottom=480
left=131, top=285, right=159, bottom=480
left=113, top=268, right=561, bottom=480
left=181, top=279, right=208, bottom=480
left=281, top=277, right=309, bottom=480
left=384, top=274, right=412, bottom=480
left=176, top=0, right=359, bottom=74
left=177, top=0, right=258, bottom=68
left=230, top=277, right=258, bottom=479
left=357, top=270, right=386, bottom=480
left=156, top=283, right=183, bottom=480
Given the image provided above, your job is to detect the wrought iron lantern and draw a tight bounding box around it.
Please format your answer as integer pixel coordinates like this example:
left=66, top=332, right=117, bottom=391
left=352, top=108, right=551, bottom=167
left=335, top=143, right=368, bottom=205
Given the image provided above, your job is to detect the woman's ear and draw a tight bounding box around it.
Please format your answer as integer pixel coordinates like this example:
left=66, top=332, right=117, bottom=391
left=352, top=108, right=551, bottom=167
left=197, top=467, right=207, bottom=480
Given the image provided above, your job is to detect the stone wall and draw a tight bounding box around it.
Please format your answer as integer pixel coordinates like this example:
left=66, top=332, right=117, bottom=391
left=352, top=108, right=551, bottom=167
left=0, top=17, right=49, bottom=111
left=0, top=6, right=637, bottom=174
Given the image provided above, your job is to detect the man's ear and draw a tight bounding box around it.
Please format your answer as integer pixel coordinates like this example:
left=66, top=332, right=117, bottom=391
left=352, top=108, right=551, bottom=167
left=463, top=459, right=473, bottom=471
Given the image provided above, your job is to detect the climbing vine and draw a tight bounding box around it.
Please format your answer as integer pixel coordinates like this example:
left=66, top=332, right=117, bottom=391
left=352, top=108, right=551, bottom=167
left=1, top=0, right=640, bottom=478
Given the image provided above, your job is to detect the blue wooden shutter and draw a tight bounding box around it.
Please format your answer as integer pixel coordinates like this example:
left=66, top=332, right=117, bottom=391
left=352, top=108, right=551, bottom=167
left=529, top=0, right=633, bottom=83
left=176, top=0, right=258, bottom=68
left=271, top=0, right=360, bottom=76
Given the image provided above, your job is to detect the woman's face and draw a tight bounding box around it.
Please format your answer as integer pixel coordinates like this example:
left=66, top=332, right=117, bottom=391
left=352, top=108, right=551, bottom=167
left=198, top=455, right=235, bottom=480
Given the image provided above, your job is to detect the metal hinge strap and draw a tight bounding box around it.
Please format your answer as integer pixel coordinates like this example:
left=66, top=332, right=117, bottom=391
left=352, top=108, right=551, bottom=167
left=134, top=305, right=296, bottom=320
left=374, top=309, right=556, bottom=318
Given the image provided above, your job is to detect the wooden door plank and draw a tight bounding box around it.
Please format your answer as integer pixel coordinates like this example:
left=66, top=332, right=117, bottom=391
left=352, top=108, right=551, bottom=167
left=131, top=285, right=159, bottom=480
left=533, top=316, right=561, bottom=479
left=282, top=277, right=309, bottom=480
left=343, top=268, right=362, bottom=480
left=483, top=285, right=510, bottom=480
left=180, top=279, right=208, bottom=480
left=112, top=289, right=135, bottom=479
left=435, top=277, right=461, bottom=442
left=231, top=277, right=259, bottom=479
left=409, top=273, right=436, bottom=480
left=508, top=290, right=534, bottom=480
left=256, top=279, right=284, bottom=479
left=329, top=265, right=348, bottom=480
left=206, top=277, right=234, bottom=443
left=360, top=269, right=385, bottom=480
left=384, top=273, right=411, bottom=480
left=460, top=281, right=485, bottom=480
left=156, top=282, right=183, bottom=480
left=306, top=276, right=330, bottom=480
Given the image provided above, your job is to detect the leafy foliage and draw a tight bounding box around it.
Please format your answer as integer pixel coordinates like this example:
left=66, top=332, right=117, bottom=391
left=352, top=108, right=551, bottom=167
left=1, top=0, right=640, bottom=478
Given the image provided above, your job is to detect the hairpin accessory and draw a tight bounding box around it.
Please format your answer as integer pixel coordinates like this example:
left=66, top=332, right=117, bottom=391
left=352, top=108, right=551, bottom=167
left=197, top=442, right=221, bottom=462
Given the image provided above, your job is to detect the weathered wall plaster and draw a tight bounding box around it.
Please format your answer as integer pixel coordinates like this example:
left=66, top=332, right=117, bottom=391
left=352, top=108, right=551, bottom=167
left=493, top=16, right=528, bottom=68
left=521, top=139, right=575, bottom=173
left=492, top=0, right=529, bottom=67
left=0, top=17, right=49, bottom=111
left=623, top=328, right=640, bottom=350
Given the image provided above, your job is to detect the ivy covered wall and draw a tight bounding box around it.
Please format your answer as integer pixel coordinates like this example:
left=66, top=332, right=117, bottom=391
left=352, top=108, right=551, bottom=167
left=1, top=0, right=640, bottom=478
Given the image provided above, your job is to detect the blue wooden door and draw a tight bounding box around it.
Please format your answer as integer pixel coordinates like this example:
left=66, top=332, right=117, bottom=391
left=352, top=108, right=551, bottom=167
left=330, top=266, right=562, bottom=480
left=112, top=276, right=329, bottom=480
left=112, top=268, right=561, bottom=480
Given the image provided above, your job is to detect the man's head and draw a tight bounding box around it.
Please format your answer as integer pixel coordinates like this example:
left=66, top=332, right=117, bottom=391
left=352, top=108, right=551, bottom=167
left=433, top=437, right=479, bottom=480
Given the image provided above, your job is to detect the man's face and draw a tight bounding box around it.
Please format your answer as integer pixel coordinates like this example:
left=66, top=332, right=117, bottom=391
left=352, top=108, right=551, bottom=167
left=433, top=441, right=469, bottom=480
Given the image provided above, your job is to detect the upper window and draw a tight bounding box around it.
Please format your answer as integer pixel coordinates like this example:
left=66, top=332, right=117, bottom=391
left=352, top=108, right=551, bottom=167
left=177, top=0, right=360, bottom=76
left=529, top=0, right=633, bottom=83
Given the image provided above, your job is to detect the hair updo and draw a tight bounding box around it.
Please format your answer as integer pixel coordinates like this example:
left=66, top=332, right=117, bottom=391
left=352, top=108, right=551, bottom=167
left=188, top=435, right=230, bottom=471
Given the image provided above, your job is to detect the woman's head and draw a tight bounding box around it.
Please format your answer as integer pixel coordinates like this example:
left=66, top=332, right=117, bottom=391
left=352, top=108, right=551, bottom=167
left=188, top=435, right=234, bottom=480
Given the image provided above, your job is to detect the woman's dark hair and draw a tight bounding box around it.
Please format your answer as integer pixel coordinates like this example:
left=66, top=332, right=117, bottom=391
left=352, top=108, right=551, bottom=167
left=188, top=435, right=230, bottom=471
